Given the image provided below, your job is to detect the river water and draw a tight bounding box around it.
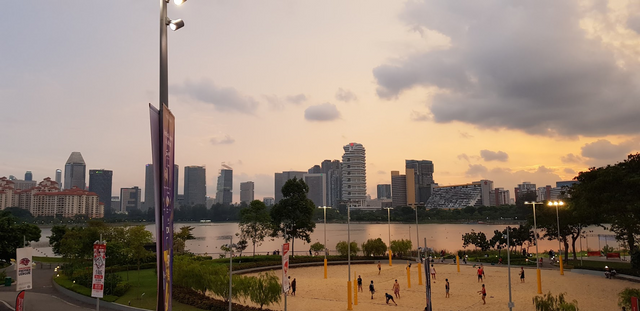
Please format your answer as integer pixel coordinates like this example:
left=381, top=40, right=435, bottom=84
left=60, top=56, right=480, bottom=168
left=33, top=222, right=618, bottom=257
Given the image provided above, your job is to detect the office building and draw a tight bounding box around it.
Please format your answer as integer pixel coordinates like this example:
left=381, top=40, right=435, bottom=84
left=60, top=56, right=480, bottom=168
left=489, top=188, right=511, bottom=206
left=405, top=160, right=435, bottom=204
left=274, top=171, right=306, bottom=203
left=89, top=169, right=113, bottom=214
left=341, top=142, right=366, bottom=206
left=215, top=165, right=233, bottom=206
left=263, top=197, right=275, bottom=206
left=377, top=184, right=391, bottom=199
left=319, top=160, right=342, bottom=208
left=514, top=182, right=537, bottom=202
left=304, top=173, right=326, bottom=207
left=55, top=169, right=62, bottom=188
left=425, top=180, right=494, bottom=209
left=12, top=180, right=36, bottom=190
left=120, top=187, right=141, bottom=213
left=391, top=171, right=407, bottom=207
left=111, top=196, right=120, bottom=213
left=240, top=181, right=254, bottom=204
left=144, top=164, right=179, bottom=210
left=24, top=171, right=32, bottom=181
left=64, top=152, right=86, bottom=190
left=184, top=166, right=206, bottom=206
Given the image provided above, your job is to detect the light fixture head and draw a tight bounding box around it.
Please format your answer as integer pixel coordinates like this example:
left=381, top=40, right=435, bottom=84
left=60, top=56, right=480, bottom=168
left=559, top=201, right=565, bottom=205
left=174, top=0, right=186, bottom=5
left=169, top=19, right=185, bottom=31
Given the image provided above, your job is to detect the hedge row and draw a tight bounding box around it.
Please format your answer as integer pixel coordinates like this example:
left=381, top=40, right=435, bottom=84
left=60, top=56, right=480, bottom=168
left=173, top=285, right=276, bottom=311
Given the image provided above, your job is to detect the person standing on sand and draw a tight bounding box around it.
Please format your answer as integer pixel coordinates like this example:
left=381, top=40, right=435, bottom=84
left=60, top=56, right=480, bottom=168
left=369, top=280, right=376, bottom=299
left=357, top=275, right=363, bottom=292
left=385, top=293, right=397, bottom=306
left=291, top=278, right=297, bottom=296
left=477, top=266, right=483, bottom=282
left=378, top=261, right=381, bottom=275
left=445, top=279, right=450, bottom=298
left=392, top=279, right=400, bottom=298
left=430, top=264, right=437, bottom=280
left=519, top=267, right=525, bottom=283
left=477, top=284, right=486, bottom=305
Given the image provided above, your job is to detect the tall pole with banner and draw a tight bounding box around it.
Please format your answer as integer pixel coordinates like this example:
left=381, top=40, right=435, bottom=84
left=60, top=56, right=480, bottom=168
left=423, top=238, right=431, bottom=311
left=282, top=243, right=290, bottom=311
left=16, top=247, right=32, bottom=292
left=92, top=236, right=106, bottom=311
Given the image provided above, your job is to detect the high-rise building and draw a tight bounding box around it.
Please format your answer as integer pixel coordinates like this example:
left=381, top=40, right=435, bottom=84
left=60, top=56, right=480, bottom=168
left=341, top=143, right=366, bottom=206
left=391, top=171, right=407, bottom=207
left=144, top=164, right=179, bottom=210
left=263, top=197, right=275, bottom=206
left=12, top=180, right=36, bottom=190
left=377, top=184, right=391, bottom=199
left=489, top=188, right=511, bottom=206
left=184, top=166, right=206, bottom=206
left=55, top=169, right=62, bottom=188
left=514, top=182, right=537, bottom=202
left=89, top=169, right=113, bottom=214
left=215, top=164, right=233, bottom=206
left=64, top=152, right=86, bottom=190
left=308, top=165, right=322, bottom=174
left=240, top=181, right=254, bottom=204
left=274, top=171, right=306, bottom=203
left=120, top=187, right=141, bottom=213
left=321, top=160, right=342, bottom=208
left=24, top=171, right=32, bottom=181
left=304, top=173, right=326, bottom=207
left=405, top=160, right=435, bottom=204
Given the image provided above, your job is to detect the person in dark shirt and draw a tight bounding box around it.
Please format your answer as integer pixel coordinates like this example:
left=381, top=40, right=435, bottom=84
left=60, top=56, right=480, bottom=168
left=385, top=293, right=397, bottom=306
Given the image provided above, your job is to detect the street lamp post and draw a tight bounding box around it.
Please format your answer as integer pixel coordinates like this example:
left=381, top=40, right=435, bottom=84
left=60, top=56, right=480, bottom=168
left=548, top=200, right=565, bottom=275
left=319, top=206, right=331, bottom=278
left=384, top=207, right=393, bottom=266
left=347, top=202, right=353, bottom=310
left=525, top=201, right=543, bottom=294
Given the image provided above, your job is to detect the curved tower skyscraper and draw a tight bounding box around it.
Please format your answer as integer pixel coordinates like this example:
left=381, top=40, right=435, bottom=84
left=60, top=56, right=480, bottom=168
left=64, top=152, right=86, bottom=190
left=341, top=142, right=366, bottom=205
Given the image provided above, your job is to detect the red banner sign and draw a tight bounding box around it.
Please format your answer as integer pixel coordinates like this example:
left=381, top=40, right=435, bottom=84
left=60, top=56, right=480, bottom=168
left=282, top=243, right=290, bottom=293
left=91, top=243, right=106, bottom=298
left=15, top=290, right=25, bottom=311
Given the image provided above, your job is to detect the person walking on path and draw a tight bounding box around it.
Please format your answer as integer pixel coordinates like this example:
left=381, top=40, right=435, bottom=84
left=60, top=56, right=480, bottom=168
left=291, top=278, right=297, bottom=296
left=445, top=279, right=450, bottom=298
left=477, top=284, right=487, bottom=305
left=357, top=275, right=363, bottom=292
left=385, top=293, right=397, bottom=306
left=477, top=266, right=483, bottom=282
left=369, top=280, right=376, bottom=299
left=430, top=264, right=437, bottom=281
left=377, top=261, right=381, bottom=275
left=392, top=279, right=400, bottom=298
left=519, top=267, right=525, bottom=283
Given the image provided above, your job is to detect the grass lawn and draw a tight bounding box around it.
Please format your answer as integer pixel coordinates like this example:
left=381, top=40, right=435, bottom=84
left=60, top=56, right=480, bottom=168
left=34, top=256, right=68, bottom=263
left=115, top=269, right=205, bottom=311
left=568, top=259, right=631, bottom=270
left=53, top=274, right=118, bottom=302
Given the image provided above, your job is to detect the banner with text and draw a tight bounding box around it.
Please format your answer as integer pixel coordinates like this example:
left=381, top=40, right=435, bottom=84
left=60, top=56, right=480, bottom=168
left=149, top=104, right=163, bottom=311
left=16, top=248, right=32, bottom=291
left=161, top=104, right=175, bottom=311
left=282, top=243, right=290, bottom=293
left=92, top=243, right=106, bottom=298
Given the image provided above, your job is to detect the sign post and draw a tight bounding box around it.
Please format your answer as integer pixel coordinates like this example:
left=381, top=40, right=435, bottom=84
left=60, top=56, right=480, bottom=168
left=16, top=247, right=32, bottom=292
left=92, top=237, right=106, bottom=311
left=282, top=243, right=290, bottom=311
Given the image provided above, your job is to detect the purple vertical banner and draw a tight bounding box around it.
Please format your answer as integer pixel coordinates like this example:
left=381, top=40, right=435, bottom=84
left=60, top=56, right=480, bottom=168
left=161, top=104, right=175, bottom=311
left=149, top=104, right=163, bottom=311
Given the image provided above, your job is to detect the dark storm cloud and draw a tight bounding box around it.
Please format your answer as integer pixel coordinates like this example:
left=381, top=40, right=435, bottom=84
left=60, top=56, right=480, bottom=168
left=304, top=103, right=341, bottom=122
left=175, top=79, right=258, bottom=114
left=373, top=0, right=640, bottom=137
left=580, top=139, right=638, bottom=160
left=335, top=88, right=358, bottom=102
left=480, top=150, right=508, bottom=162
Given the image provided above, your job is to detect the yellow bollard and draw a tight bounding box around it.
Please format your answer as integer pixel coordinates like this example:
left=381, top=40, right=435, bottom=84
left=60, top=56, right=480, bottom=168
left=389, top=250, right=393, bottom=266
left=406, top=265, right=411, bottom=288
left=347, top=280, right=353, bottom=310
left=324, top=258, right=328, bottom=279
left=456, top=255, right=460, bottom=273
left=559, top=254, right=564, bottom=275
left=418, top=262, right=423, bottom=285
left=354, top=272, right=358, bottom=305
left=536, top=268, right=542, bottom=294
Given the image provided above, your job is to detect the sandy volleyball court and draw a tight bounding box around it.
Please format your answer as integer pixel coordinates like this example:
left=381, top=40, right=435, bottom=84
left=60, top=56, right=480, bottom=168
left=240, top=261, right=636, bottom=311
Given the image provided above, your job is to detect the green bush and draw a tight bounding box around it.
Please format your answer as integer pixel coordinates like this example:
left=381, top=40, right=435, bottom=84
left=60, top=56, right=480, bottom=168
left=618, top=287, right=640, bottom=309
left=173, top=285, right=275, bottom=311
left=361, top=238, right=387, bottom=256
left=310, top=242, right=325, bottom=252
left=390, top=239, right=412, bottom=257
left=246, top=272, right=281, bottom=309
left=532, top=292, right=579, bottom=311
left=336, top=241, right=360, bottom=256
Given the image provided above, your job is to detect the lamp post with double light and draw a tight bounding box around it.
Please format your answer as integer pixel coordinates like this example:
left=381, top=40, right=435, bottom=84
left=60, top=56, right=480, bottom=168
left=319, top=206, right=331, bottom=278
left=548, top=200, right=565, bottom=275
left=524, top=201, right=543, bottom=294
left=384, top=207, right=393, bottom=266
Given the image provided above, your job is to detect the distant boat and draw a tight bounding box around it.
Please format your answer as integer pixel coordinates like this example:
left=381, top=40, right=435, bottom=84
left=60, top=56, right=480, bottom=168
left=200, top=220, right=211, bottom=223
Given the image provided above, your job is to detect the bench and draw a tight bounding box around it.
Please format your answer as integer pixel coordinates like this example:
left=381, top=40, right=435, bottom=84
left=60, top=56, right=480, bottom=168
left=587, top=251, right=601, bottom=257
left=606, top=252, right=621, bottom=260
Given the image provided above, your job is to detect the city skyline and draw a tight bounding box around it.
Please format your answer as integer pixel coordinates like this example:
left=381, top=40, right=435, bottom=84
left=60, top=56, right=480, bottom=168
left=2, top=1, right=640, bottom=204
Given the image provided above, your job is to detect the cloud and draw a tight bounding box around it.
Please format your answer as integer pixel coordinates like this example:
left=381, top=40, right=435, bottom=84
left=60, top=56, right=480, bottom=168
left=560, top=153, right=583, bottom=164
left=410, top=110, right=432, bottom=122
left=377, top=170, right=386, bottom=174
left=210, top=135, right=235, bottom=145
left=373, top=1, right=640, bottom=137
left=579, top=139, right=640, bottom=167
left=536, top=166, right=555, bottom=174
left=286, top=94, right=307, bottom=104
left=480, top=150, right=508, bottom=162
left=335, top=88, right=358, bottom=102
left=457, top=153, right=470, bottom=162
left=465, top=164, right=562, bottom=189
left=459, top=131, right=473, bottom=139
left=465, top=164, right=488, bottom=177
left=304, top=103, right=341, bottom=122
left=175, top=79, right=258, bottom=114
left=563, top=167, right=576, bottom=175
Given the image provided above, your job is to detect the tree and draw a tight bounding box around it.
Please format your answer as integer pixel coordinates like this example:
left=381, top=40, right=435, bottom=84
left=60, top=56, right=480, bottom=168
left=310, top=242, right=325, bottom=253
left=533, top=292, right=579, bottom=311
left=49, top=225, right=68, bottom=255
left=126, top=225, right=153, bottom=271
left=361, top=238, right=387, bottom=256
left=247, top=272, right=282, bottom=309
left=618, top=288, right=640, bottom=310
left=390, top=239, right=412, bottom=257
left=489, top=230, right=507, bottom=256
left=239, top=200, right=272, bottom=256
left=461, top=230, right=490, bottom=251
left=0, top=211, right=41, bottom=262
left=336, top=241, right=360, bottom=256
left=270, top=177, right=316, bottom=256
left=174, top=226, right=196, bottom=254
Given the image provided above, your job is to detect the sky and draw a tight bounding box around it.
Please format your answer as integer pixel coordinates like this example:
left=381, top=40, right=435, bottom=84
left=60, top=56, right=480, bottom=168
left=2, top=0, right=640, bottom=203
